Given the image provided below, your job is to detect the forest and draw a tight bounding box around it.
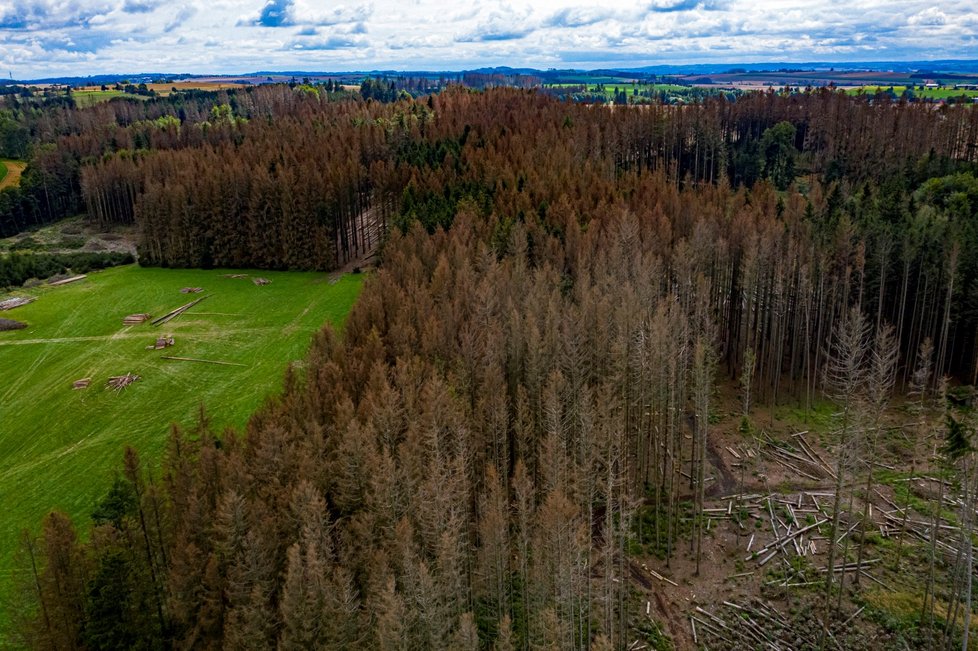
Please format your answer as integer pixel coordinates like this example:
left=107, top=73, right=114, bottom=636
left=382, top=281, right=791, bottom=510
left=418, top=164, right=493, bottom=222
left=5, top=84, right=978, bottom=649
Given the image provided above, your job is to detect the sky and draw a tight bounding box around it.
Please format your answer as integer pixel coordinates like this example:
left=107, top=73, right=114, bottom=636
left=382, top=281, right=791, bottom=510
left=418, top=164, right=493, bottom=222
left=0, top=0, right=977, bottom=78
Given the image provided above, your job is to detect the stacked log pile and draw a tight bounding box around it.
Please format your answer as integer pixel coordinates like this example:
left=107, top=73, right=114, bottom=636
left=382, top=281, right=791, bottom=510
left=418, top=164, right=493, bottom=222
left=123, top=313, right=152, bottom=325
left=147, top=336, right=175, bottom=350
left=0, top=317, right=27, bottom=331
left=0, top=297, right=35, bottom=311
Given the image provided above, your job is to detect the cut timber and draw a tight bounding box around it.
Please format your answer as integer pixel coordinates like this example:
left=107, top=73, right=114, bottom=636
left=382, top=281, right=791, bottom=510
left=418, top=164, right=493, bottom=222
left=252, top=277, right=271, bottom=286
left=106, top=372, right=140, bottom=391
left=180, top=287, right=203, bottom=293
left=148, top=336, right=175, bottom=350
left=641, top=563, right=678, bottom=586
left=151, top=296, right=207, bottom=326
left=123, top=313, right=152, bottom=325
left=161, top=356, right=246, bottom=367
left=746, top=518, right=828, bottom=562
left=223, top=273, right=248, bottom=279
left=72, top=378, right=91, bottom=390
left=47, top=274, right=86, bottom=287
left=0, top=317, right=27, bottom=331
left=0, top=297, right=34, bottom=311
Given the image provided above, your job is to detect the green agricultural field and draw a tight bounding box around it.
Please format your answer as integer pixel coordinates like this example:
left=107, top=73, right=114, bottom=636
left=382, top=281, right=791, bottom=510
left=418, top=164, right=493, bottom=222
left=0, top=265, right=363, bottom=619
left=72, top=89, right=147, bottom=107
left=0, top=160, right=25, bottom=192
left=846, top=85, right=978, bottom=100
left=547, top=82, right=688, bottom=93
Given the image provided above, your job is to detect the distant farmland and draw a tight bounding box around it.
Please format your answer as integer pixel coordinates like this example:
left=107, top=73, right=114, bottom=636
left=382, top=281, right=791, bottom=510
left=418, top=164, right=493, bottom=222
left=72, top=89, right=146, bottom=107
left=845, top=84, right=978, bottom=100
left=0, top=265, right=363, bottom=618
left=71, top=81, right=248, bottom=106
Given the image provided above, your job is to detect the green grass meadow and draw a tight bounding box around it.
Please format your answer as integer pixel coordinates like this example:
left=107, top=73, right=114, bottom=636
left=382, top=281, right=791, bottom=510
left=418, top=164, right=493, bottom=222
left=0, top=161, right=25, bottom=192
left=0, top=265, right=363, bottom=619
left=546, top=82, right=690, bottom=98
left=845, top=85, right=978, bottom=100
left=72, top=90, right=147, bottom=107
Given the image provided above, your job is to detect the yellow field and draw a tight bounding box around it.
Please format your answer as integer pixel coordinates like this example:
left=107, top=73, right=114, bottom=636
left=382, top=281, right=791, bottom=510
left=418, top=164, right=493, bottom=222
left=0, top=160, right=26, bottom=191
left=70, top=81, right=249, bottom=106
left=76, top=81, right=246, bottom=96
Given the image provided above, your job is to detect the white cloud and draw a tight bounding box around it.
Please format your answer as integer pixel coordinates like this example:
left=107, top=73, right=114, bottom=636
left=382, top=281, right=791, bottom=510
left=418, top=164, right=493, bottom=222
left=908, top=7, right=947, bottom=26
left=0, top=0, right=976, bottom=78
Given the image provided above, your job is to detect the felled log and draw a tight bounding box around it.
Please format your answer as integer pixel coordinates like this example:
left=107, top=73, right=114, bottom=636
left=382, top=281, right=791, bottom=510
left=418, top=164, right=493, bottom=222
left=151, top=296, right=207, bottom=326
left=47, top=274, right=86, bottom=287
left=0, top=297, right=34, bottom=311
left=123, top=313, right=151, bottom=325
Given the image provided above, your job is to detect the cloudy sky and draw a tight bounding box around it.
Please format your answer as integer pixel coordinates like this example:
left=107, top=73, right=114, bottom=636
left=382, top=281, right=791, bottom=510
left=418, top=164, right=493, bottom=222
left=0, top=0, right=976, bottom=78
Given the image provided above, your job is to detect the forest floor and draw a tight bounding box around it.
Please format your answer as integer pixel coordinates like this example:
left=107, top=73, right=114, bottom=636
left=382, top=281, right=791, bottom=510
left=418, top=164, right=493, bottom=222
left=631, top=383, right=974, bottom=650
left=327, top=205, right=383, bottom=282
left=0, top=265, right=364, bottom=628
left=0, top=161, right=25, bottom=192
left=0, top=215, right=137, bottom=256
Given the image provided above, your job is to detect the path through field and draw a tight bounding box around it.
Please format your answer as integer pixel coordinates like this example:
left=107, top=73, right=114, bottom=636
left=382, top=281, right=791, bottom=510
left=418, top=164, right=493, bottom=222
left=0, top=327, right=280, bottom=346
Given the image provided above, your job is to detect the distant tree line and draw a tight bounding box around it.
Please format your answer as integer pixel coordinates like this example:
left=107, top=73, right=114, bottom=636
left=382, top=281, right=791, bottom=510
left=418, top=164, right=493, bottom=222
left=0, top=251, right=133, bottom=288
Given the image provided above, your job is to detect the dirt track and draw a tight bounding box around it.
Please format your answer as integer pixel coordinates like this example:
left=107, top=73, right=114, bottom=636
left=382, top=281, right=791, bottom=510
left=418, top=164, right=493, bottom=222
left=0, top=327, right=280, bottom=346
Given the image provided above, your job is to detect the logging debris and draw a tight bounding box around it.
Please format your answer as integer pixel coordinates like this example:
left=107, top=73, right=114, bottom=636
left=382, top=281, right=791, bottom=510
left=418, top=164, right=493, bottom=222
left=72, top=378, right=91, bottom=390
left=690, top=599, right=874, bottom=651
left=106, top=373, right=140, bottom=391
left=147, top=336, right=175, bottom=350
left=222, top=273, right=270, bottom=285
left=180, top=287, right=203, bottom=293
left=758, top=432, right=832, bottom=480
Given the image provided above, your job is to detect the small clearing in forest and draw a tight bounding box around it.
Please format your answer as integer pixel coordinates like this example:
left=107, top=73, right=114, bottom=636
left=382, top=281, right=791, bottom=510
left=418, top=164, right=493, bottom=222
left=0, top=160, right=26, bottom=191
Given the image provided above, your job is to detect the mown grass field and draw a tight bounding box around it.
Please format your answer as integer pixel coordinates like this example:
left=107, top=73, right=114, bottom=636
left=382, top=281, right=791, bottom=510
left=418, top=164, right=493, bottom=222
left=0, top=265, right=363, bottom=618
left=72, top=89, right=148, bottom=107
left=0, top=161, right=25, bottom=191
